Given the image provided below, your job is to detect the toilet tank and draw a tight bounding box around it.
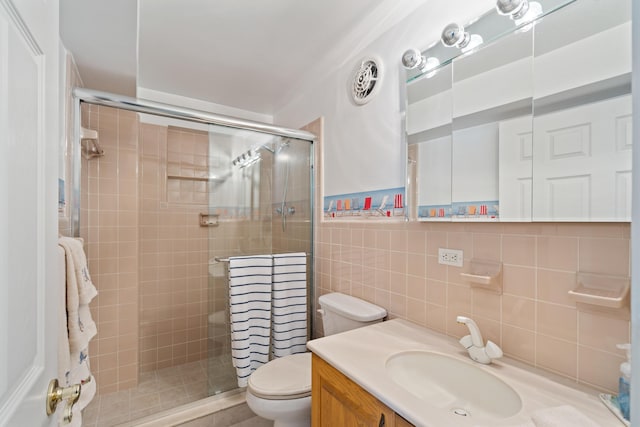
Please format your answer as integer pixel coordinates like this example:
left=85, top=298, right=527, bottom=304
left=318, top=293, right=387, bottom=336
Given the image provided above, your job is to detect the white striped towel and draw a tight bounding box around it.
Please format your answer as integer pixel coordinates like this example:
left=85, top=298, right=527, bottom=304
left=228, top=255, right=273, bottom=387
left=271, top=252, right=308, bottom=358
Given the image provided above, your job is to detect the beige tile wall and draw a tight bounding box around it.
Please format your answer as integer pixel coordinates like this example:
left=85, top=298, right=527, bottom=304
left=314, top=221, right=630, bottom=393
left=138, top=124, right=209, bottom=372
left=84, top=117, right=213, bottom=391
left=83, top=105, right=140, bottom=394
left=311, top=117, right=630, bottom=394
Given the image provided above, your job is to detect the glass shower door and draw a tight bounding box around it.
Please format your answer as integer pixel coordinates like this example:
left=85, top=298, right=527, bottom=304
left=205, top=126, right=313, bottom=396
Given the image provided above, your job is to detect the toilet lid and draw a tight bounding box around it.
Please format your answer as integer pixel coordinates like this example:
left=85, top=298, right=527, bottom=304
left=248, top=353, right=311, bottom=400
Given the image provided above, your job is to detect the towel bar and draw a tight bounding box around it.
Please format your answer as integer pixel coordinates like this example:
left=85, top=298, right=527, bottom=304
left=213, top=253, right=311, bottom=263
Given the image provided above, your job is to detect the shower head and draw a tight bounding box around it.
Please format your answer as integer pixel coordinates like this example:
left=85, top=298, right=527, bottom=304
left=80, top=126, right=104, bottom=159
left=81, top=139, right=104, bottom=159
left=276, top=140, right=290, bottom=153
left=232, top=139, right=291, bottom=167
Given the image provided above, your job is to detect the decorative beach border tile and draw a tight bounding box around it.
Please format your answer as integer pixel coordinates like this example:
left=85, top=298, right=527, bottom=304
left=324, top=187, right=405, bottom=220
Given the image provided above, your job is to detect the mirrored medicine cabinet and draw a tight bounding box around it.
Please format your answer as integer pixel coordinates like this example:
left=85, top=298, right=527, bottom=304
left=404, top=0, right=632, bottom=222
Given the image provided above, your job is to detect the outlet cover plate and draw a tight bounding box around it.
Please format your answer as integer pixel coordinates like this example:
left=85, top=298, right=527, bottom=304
left=438, top=248, right=463, bottom=267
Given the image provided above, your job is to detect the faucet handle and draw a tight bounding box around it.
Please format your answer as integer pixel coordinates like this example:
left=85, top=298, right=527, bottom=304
left=459, top=334, right=474, bottom=349
left=485, top=340, right=503, bottom=359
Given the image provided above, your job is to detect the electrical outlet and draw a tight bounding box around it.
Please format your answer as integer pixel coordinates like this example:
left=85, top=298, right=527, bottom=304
left=438, top=248, right=463, bottom=267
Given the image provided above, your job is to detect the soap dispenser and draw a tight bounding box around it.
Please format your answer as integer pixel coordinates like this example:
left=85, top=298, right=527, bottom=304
left=617, top=343, right=631, bottom=421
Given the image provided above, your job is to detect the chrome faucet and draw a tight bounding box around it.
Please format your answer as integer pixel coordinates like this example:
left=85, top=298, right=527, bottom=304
left=456, top=316, right=503, bottom=364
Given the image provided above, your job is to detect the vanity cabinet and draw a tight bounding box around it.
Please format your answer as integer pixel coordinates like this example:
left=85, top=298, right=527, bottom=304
left=312, top=354, right=414, bottom=427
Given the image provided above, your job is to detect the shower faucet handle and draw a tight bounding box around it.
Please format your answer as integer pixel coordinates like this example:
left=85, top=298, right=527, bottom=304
left=275, top=206, right=295, bottom=215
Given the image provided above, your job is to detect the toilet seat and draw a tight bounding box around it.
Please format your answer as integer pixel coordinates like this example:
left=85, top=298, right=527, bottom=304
left=248, top=353, right=311, bottom=400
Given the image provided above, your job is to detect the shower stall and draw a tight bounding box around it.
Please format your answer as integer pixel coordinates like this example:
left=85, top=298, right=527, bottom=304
left=70, top=89, right=314, bottom=425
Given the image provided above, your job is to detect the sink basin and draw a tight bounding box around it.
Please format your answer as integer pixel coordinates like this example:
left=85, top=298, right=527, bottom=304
left=386, top=351, right=522, bottom=421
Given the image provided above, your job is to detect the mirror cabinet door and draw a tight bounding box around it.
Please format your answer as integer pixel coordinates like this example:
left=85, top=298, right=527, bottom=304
left=405, top=0, right=631, bottom=222
left=451, top=30, right=533, bottom=221
left=407, top=64, right=453, bottom=221
left=531, top=0, right=632, bottom=221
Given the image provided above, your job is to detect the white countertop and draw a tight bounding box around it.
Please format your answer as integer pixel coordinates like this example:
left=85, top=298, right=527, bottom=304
left=307, top=319, right=622, bottom=427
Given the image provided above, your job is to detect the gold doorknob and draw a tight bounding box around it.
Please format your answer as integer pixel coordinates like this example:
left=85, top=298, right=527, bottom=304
left=46, top=379, right=81, bottom=423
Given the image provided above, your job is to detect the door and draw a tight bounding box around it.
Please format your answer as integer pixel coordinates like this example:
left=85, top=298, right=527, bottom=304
left=499, top=115, right=533, bottom=221
left=532, top=95, right=632, bottom=221
left=0, top=0, right=60, bottom=426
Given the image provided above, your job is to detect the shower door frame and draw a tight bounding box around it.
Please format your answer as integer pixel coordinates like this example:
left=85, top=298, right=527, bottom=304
left=71, top=87, right=315, bottom=239
left=70, top=87, right=316, bottom=396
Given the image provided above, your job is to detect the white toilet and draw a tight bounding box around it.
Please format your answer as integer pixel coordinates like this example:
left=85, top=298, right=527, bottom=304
left=245, top=292, right=387, bottom=427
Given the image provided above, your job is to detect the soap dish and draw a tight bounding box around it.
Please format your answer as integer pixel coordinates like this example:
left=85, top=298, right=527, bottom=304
left=460, top=259, right=502, bottom=294
left=568, top=273, right=630, bottom=308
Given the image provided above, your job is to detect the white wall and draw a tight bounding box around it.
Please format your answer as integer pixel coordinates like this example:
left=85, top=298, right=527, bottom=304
left=274, top=0, right=494, bottom=197
left=137, top=86, right=274, bottom=124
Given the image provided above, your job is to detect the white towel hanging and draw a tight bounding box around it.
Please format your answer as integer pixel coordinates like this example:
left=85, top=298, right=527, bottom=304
left=57, top=237, right=98, bottom=427
left=228, top=255, right=273, bottom=387
left=271, top=252, right=308, bottom=358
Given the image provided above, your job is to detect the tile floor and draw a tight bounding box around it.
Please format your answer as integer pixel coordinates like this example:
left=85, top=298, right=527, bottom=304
left=177, top=404, right=272, bottom=427
left=83, top=358, right=240, bottom=426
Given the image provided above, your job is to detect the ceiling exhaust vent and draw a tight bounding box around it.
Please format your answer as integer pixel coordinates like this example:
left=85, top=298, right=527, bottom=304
left=350, top=56, right=383, bottom=105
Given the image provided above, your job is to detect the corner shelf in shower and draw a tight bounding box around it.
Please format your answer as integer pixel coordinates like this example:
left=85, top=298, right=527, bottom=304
left=199, top=213, right=219, bottom=227
left=167, top=174, right=209, bottom=182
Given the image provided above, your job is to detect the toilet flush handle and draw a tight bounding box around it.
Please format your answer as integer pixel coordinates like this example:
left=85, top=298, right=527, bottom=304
left=317, top=309, right=325, bottom=316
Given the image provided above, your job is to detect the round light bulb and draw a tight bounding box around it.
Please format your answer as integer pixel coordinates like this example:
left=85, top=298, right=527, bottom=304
left=401, top=48, right=425, bottom=70
left=441, top=23, right=469, bottom=48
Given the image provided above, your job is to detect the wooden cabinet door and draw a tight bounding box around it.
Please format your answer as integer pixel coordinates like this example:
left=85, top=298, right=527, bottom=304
left=395, top=414, right=414, bottom=427
left=312, top=354, right=396, bottom=427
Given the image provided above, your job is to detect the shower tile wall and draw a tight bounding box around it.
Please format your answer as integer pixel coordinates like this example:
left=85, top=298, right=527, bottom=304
left=138, top=124, right=209, bottom=372
left=82, top=105, right=140, bottom=394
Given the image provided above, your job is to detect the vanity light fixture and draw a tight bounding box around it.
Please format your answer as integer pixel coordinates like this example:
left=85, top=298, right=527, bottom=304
left=440, top=23, right=483, bottom=53
left=441, top=22, right=469, bottom=48
left=401, top=48, right=440, bottom=77
left=401, top=48, right=425, bottom=70
left=496, top=0, right=529, bottom=19
left=496, top=0, right=543, bottom=27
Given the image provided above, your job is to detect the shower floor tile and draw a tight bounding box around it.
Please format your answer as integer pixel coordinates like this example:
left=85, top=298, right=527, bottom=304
left=83, top=359, right=215, bottom=427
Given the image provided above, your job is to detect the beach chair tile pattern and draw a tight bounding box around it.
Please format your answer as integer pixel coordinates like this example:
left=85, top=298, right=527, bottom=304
left=417, top=200, right=499, bottom=220
left=324, top=187, right=405, bottom=219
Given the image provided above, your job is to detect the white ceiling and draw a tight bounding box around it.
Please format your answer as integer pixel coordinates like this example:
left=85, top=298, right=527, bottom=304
left=60, top=0, right=428, bottom=115
left=60, top=0, right=138, bottom=95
